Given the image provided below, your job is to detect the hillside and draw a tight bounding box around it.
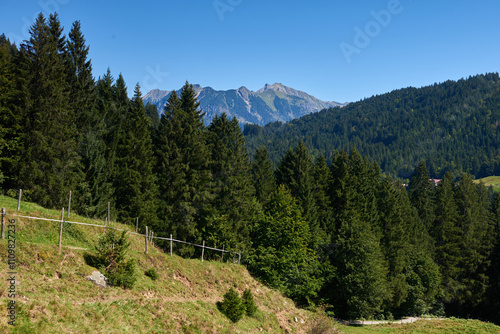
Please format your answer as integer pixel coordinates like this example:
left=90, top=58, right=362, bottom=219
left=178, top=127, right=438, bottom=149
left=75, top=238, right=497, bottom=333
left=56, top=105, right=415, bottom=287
left=244, top=73, right=500, bottom=179
left=142, top=83, right=346, bottom=126
left=0, top=196, right=314, bottom=334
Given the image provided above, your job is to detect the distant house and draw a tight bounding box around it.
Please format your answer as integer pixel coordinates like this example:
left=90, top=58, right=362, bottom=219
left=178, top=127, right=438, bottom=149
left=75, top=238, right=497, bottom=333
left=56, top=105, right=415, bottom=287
left=430, top=179, right=442, bottom=186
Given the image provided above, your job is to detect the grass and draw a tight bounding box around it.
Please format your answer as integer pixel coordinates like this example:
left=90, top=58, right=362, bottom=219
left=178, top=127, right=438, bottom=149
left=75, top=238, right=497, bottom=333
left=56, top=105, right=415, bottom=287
left=0, top=195, right=313, bottom=333
left=474, top=175, right=500, bottom=192
left=337, top=318, right=500, bottom=334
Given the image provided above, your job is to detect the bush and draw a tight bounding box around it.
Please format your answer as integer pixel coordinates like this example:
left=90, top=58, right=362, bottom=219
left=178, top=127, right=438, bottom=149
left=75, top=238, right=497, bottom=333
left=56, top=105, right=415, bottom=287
left=307, top=305, right=340, bottom=334
left=242, top=289, right=257, bottom=317
left=145, top=268, right=159, bottom=280
left=84, top=230, right=137, bottom=289
left=216, top=288, right=246, bottom=323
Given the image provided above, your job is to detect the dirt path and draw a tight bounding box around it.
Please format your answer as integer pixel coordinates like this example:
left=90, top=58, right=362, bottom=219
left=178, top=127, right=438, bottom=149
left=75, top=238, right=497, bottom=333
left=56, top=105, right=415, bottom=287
left=339, top=317, right=446, bottom=325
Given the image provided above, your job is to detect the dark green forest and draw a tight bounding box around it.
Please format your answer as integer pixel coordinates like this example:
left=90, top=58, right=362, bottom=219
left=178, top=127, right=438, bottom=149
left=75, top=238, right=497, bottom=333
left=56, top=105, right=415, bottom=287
left=1, top=13, right=500, bottom=323
left=244, top=72, right=500, bottom=179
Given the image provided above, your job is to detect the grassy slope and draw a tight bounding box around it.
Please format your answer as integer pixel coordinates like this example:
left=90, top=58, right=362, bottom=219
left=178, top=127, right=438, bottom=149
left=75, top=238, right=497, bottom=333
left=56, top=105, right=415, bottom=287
left=0, top=196, right=312, bottom=334
left=474, top=176, right=500, bottom=192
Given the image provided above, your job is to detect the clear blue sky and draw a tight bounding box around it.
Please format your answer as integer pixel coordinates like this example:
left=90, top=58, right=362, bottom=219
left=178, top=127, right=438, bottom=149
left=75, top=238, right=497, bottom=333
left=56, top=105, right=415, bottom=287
left=1, top=0, right=499, bottom=103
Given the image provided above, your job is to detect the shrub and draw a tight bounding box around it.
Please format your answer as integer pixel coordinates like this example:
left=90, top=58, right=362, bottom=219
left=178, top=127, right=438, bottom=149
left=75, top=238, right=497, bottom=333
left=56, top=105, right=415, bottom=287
left=307, top=305, right=340, bottom=334
left=242, top=289, right=257, bottom=317
left=216, top=288, right=246, bottom=323
left=84, top=230, right=137, bottom=289
left=145, top=268, right=159, bottom=280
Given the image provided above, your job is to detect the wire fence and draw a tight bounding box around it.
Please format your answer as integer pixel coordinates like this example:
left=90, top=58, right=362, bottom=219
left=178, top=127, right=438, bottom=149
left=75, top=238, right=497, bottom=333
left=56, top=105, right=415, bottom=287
left=0, top=205, right=241, bottom=265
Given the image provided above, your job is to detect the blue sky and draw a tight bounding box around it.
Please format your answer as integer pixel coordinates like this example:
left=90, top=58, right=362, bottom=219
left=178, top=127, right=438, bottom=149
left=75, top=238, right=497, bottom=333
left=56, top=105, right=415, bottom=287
left=1, top=0, right=499, bottom=103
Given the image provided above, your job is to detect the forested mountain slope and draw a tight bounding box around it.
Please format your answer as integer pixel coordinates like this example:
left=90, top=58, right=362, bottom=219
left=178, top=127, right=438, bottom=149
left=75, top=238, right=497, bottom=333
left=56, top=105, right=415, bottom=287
left=244, top=73, right=500, bottom=179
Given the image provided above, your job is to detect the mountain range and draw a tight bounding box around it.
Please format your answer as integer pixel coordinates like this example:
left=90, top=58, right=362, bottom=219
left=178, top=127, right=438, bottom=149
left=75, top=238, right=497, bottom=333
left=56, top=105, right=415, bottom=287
left=142, top=83, right=346, bottom=126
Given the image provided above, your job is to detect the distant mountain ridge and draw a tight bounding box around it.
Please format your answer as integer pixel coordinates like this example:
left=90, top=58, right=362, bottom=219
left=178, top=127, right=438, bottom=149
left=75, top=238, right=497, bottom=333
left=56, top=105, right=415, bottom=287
left=142, top=83, right=346, bottom=125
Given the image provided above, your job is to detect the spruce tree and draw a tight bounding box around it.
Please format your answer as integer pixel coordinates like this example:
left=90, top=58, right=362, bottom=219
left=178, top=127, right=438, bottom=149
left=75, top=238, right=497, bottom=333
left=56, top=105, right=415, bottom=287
left=114, top=84, right=158, bottom=228
left=326, top=149, right=389, bottom=319
left=450, top=173, right=494, bottom=314
left=433, top=172, right=462, bottom=304
left=0, top=36, right=20, bottom=191
left=409, top=161, right=436, bottom=231
left=251, top=145, right=276, bottom=204
left=275, top=141, right=317, bottom=232
left=65, top=20, right=111, bottom=217
left=205, top=113, right=256, bottom=250
left=154, top=82, right=211, bottom=251
left=18, top=13, right=80, bottom=208
left=378, top=176, right=440, bottom=316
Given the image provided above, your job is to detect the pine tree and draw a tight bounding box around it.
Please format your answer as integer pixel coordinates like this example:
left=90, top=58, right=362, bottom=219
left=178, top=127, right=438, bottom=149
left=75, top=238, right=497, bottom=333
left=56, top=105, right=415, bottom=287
left=251, top=145, right=276, bottom=204
left=409, top=161, right=435, bottom=231
left=326, top=149, right=389, bottom=319
left=433, top=172, right=462, bottom=304
left=312, top=155, right=332, bottom=233
left=154, top=82, right=211, bottom=251
left=18, top=13, right=80, bottom=208
left=65, top=20, right=111, bottom=217
left=205, top=113, right=256, bottom=251
left=378, top=176, right=440, bottom=316
left=0, top=36, right=20, bottom=191
left=275, top=141, right=317, bottom=232
left=114, top=84, right=158, bottom=228
left=449, top=173, right=494, bottom=314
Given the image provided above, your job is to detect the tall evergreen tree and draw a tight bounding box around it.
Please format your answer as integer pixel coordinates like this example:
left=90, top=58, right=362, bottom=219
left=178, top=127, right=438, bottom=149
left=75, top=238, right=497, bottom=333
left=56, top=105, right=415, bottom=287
left=275, top=141, right=317, bottom=231
left=378, top=176, right=440, bottom=316
left=114, top=84, right=158, bottom=228
left=18, top=13, right=80, bottom=208
left=251, top=145, right=276, bottom=204
left=409, top=161, right=436, bottom=231
left=205, top=113, right=256, bottom=250
left=433, top=172, right=462, bottom=304
left=326, top=149, right=389, bottom=319
left=448, top=173, right=494, bottom=315
left=154, top=82, right=211, bottom=251
left=0, top=36, right=20, bottom=190
left=312, top=155, right=332, bottom=233
left=65, top=20, right=110, bottom=217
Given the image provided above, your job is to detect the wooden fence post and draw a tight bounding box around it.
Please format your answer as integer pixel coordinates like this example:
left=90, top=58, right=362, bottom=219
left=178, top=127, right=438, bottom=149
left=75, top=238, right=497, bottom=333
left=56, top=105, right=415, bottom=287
left=1, top=207, right=5, bottom=239
left=233, top=249, right=236, bottom=264
left=107, top=202, right=110, bottom=226
left=170, top=234, right=173, bottom=256
left=135, top=217, right=138, bottom=233
left=103, top=218, right=107, bottom=235
left=17, top=189, right=22, bottom=211
left=201, top=240, right=205, bottom=262
left=145, top=226, right=148, bottom=254
left=238, top=251, right=241, bottom=265
left=221, top=244, right=224, bottom=262
left=59, top=208, right=65, bottom=250
left=67, top=190, right=72, bottom=218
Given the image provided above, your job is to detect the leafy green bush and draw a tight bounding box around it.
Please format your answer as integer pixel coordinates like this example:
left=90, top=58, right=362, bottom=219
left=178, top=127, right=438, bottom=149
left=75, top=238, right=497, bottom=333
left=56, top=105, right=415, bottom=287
left=216, top=288, right=246, bottom=323
left=145, top=268, right=159, bottom=280
left=242, top=289, right=257, bottom=317
left=84, top=229, right=137, bottom=289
